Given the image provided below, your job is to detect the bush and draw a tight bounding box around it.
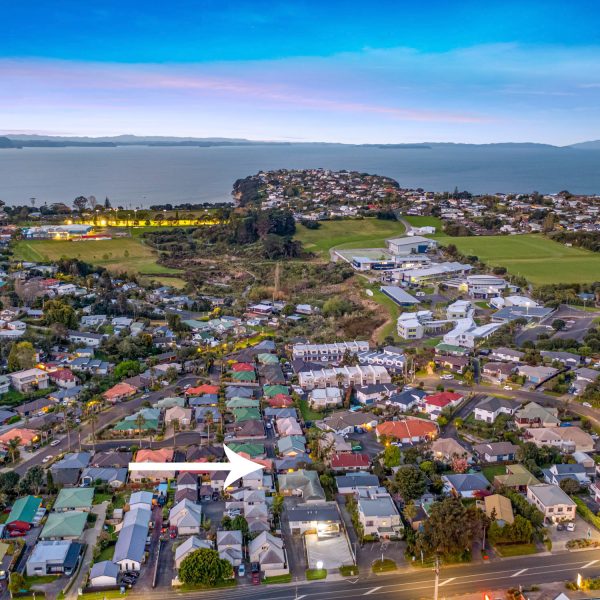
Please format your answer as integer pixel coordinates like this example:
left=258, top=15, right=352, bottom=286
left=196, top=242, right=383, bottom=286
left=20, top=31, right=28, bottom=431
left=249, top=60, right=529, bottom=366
left=339, top=565, right=359, bottom=576
left=573, top=496, right=600, bottom=529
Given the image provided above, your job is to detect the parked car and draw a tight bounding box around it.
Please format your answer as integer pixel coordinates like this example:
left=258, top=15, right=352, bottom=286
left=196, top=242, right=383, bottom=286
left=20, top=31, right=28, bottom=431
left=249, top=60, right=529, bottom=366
left=9, top=530, right=26, bottom=537
left=251, top=572, right=260, bottom=585
left=567, top=522, right=575, bottom=532
left=169, top=526, right=178, bottom=539
left=556, top=523, right=565, bottom=531
left=583, top=402, right=592, bottom=408
left=251, top=562, right=260, bottom=573
left=227, top=509, right=241, bottom=518
left=42, top=455, right=52, bottom=464
left=238, top=564, right=246, bottom=577
left=50, top=439, right=61, bottom=447
left=503, top=386, right=513, bottom=391
left=211, top=492, right=220, bottom=501
left=440, top=374, right=454, bottom=380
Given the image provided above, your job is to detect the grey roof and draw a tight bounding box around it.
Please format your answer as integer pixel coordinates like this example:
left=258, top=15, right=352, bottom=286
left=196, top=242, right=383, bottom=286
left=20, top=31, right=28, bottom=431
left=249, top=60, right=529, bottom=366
left=287, top=504, right=340, bottom=523
left=528, top=484, right=576, bottom=507
left=575, top=367, right=599, bottom=381
left=217, top=529, right=243, bottom=547
left=444, top=473, right=490, bottom=492
left=225, top=386, right=254, bottom=399
left=129, top=491, right=153, bottom=507
left=52, top=452, right=92, bottom=472
left=389, top=388, right=427, bottom=406
left=357, top=495, right=399, bottom=517
left=274, top=453, right=313, bottom=471
left=493, top=306, right=554, bottom=322
left=90, top=560, right=119, bottom=580
left=474, top=396, right=520, bottom=413
left=335, top=473, right=380, bottom=489
left=91, top=451, right=133, bottom=468
left=113, top=523, right=147, bottom=564
left=264, top=407, right=297, bottom=418
left=81, top=467, right=128, bottom=485
left=380, top=286, right=420, bottom=305
left=473, top=441, right=519, bottom=456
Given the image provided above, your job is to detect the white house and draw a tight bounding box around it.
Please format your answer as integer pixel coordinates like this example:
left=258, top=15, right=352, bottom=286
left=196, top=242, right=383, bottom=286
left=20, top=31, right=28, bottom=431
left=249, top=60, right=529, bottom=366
left=526, top=484, right=576, bottom=524
left=473, top=396, right=520, bottom=423
left=9, top=368, right=49, bottom=393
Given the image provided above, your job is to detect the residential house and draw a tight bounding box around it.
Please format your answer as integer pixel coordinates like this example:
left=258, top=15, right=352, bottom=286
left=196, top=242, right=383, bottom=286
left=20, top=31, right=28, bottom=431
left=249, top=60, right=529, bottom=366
left=9, top=368, right=49, bottom=392
left=335, top=473, right=380, bottom=495
left=515, top=402, right=560, bottom=428
left=169, top=500, right=203, bottom=535
left=357, top=492, right=403, bottom=539
left=90, top=451, right=133, bottom=468
left=484, top=494, right=514, bottom=526
left=423, top=391, right=463, bottom=419
left=217, top=530, right=243, bottom=567
left=482, top=362, right=515, bottom=383
left=276, top=417, right=303, bottom=437
left=129, top=448, right=174, bottom=482
left=309, top=387, right=342, bottom=410
left=386, top=388, right=427, bottom=411
left=430, top=438, right=472, bottom=463
left=291, top=341, right=370, bottom=362
left=51, top=452, right=92, bottom=487
left=277, top=436, right=306, bottom=457
left=526, top=484, right=576, bottom=524
left=26, top=540, right=83, bottom=577
left=80, top=467, right=128, bottom=488
left=287, top=503, right=341, bottom=536
left=526, top=426, right=595, bottom=453
left=89, top=560, right=120, bottom=587
left=489, top=348, right=525, bottom=363
left=542, top=464, right=590, bottom=487
left=6, top=496, right=43, bottom=532
left=48, top=368, right=78, bottom=389
left=517, top=365, right=559, bottom=385
left=355, top=383, right=397, bottom=405
left=473, top=396, right=520, bottom=423
left=375, top=417, right=438, bottom=444
left=493, top=464, right=539, bottom=492
left=278, top=470, right=326, bottom=502
left=248, top=532, right=288, bottom=577
left=54, top=487, right=94, bottom=512
left=298, top=365, right=391, bottom=390
left=67, top=330, right=103, bottom=348
left=103, top=382, right=138, bottom=404
left=0, top=427, right=39, bottom=447
left=442, top=473, right=490, bottom=498
left=165, top=406, right=193, bottom=427
left=40, top=512, right=87, bottom=540
left=330, top=453, right=370, bottom=472
left=320, top=412, right=378, bottom=436
left=473, top=442, right=519, bottom=463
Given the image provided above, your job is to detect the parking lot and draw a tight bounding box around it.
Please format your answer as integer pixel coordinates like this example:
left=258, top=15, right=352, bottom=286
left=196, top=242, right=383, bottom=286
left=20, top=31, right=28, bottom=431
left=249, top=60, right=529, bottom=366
left=548, top=514, right=600, bottom=551
left=305, top=533, right=354, bottom=569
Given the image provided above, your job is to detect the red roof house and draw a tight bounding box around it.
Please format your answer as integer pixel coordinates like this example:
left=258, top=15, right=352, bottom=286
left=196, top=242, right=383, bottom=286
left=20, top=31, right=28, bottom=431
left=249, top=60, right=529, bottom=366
left=186, top=384, right=220, bottom=396
left=330, top=453, right=370, bottom=472
left=231, top=363, right=255, bottom=372
left=376, top=418, right=439, bottom=443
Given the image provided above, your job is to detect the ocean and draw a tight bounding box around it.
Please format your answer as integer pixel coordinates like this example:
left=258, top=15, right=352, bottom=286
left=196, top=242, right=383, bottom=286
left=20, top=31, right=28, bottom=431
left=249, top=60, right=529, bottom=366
left=1, top=143, right=599, bottom=207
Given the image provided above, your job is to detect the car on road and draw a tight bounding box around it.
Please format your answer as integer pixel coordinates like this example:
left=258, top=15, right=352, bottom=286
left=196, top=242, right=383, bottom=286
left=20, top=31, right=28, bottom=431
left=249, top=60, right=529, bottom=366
left=140, top=394, right=149, bottom=399
left=583, top=402, right=592, bottom=408
left=567, top=522, right=575, bottom=532
left=440, top=374, right=454, bottom=380
left=42, top=455, right=52, bottom=463
left=503, top=385, right=513, bottom=390
left=238, top=564, right=246, bottom=577
left=415, top=291, right=425, bottom=297
left=50, top=439, right=61, bottom=447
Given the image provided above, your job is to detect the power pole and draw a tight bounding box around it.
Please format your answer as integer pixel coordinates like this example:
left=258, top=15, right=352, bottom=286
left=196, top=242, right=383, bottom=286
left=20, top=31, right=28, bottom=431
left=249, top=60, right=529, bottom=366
left=273, top=262, right=281, bottom=302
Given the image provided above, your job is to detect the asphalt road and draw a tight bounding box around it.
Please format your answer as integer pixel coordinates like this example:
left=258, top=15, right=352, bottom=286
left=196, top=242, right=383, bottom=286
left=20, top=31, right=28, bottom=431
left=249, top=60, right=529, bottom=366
left=14, top=375, right=201, bottom=475
left=127, top=549, right=600, bottom=599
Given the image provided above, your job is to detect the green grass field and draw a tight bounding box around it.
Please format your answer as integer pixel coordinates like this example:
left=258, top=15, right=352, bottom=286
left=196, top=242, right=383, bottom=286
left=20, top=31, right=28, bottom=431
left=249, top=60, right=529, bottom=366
left=403, top=215, right=444, bottom=232
left=14, top=237, right=185, bottom=285
left=296, top=218, right=405, bottom=258
left=435, top=234, right=600, bottom=285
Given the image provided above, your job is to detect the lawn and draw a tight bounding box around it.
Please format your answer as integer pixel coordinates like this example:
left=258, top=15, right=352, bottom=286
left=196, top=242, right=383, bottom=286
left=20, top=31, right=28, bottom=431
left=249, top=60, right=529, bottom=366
left=96, top=542, right=116, bottom=562
left=296, top=218, right=405, bottom=258
left=372, top=559, right=397, bottom=573
left=403, top=215, right=444, bottom=232
left=360, top=280, right=401, bottom=343
left=482, top=465, right=507, bottom=483
left=13, top=237, right=185, bottom=284
left=299, top=399, right=324, bottom=422
left=262, top=573, right=293, bottom=584
left=306, top=568, right=327, bottom=580
left=434, top=234, right=600, bottom=285
left=494, top=543, right=538, bottom=557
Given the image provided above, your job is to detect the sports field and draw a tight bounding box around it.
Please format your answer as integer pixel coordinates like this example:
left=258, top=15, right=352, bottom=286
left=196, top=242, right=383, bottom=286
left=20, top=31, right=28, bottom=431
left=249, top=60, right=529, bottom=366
left=14, top=237, right=185, bottom=285
left=435, top=234, right=600, bottom=285
left=296, top=218, right=405, bottom=258
left=403, top=215, right=444, bottom=233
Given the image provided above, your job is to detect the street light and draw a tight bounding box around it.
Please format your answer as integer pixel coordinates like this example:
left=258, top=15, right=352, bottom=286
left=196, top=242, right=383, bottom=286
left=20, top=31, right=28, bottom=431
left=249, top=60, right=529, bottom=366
left=316, top=560, right=324, bottom=570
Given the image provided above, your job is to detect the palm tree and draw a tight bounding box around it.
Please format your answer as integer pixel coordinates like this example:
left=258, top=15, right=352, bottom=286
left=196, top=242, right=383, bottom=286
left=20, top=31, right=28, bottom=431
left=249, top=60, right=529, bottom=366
left=88, top=413, right=99, bottom=452
left=134, top=413, right=146, bottom=447
left=7, top=437, right=20, bottom=464
left=60, top=404, right=72, bottom=451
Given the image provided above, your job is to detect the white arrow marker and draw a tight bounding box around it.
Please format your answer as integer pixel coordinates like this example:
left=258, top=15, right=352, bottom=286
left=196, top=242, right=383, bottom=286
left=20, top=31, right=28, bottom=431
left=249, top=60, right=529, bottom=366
left=128, top=444, right=264, bottom=488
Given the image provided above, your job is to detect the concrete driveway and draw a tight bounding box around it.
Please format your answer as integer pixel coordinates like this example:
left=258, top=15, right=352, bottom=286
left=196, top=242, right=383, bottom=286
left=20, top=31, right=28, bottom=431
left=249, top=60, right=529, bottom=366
left=548, top=515, right=600, bottom=552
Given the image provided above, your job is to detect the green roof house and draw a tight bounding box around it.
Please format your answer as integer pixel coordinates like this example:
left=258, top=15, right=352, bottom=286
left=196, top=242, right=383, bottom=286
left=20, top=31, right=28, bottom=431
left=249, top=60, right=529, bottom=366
left=40, top=512, right=87, bottom=540
left=228, top=442, right=265, bottom=458
left=257, top=353, right=279, bottom=365
left=233, top=407, right=261, bottom=422
left=231, top=370, right=256, bottom=382
left=263, top=385, right=289, bottom=398
left=226, top=397, right=260, bottom=409
left=54, top=488, right=95, bottom=512
left=7, top=496, right=42, bottom=527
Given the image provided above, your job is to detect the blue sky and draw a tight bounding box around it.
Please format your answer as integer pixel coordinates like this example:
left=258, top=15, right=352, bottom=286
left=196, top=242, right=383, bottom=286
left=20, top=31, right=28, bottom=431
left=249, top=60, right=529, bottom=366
left=2, top=1, right=600, bottom=143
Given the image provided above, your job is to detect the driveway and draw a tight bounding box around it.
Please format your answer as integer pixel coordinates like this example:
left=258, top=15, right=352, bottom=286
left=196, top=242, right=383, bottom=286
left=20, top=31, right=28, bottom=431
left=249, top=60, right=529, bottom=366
left=66, top=501, right=108, bottom=600
left=280, top=499, right=307, bottom=581
left=136, top=505, right=163, bottom=592
left=549, top=515, right=600, bottom=552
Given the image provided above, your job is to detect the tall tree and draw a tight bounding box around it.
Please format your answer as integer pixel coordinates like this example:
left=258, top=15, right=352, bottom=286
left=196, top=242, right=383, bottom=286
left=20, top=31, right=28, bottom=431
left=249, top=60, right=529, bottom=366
left=178, top=548, right=232, bottom=586
left=7, top=341, right=36, bottom=372
left=391, top=465, right=427, bottom=501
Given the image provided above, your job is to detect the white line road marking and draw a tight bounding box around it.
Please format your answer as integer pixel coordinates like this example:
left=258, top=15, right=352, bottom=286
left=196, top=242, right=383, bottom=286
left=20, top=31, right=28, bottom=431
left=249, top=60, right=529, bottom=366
left=296, top=596, right=306, bottom=600
left=582, top=560, right=598, bottom=568
left=439, top=578, right=456, bottom=586
left=511, top=568, right=528, bottom=577
left=363, top=587, right=382, bottom=595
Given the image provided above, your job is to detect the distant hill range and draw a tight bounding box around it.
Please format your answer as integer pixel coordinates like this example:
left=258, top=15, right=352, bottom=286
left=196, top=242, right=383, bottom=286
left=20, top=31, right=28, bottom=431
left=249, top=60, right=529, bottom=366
left=1, top=134, right=599, bottom=150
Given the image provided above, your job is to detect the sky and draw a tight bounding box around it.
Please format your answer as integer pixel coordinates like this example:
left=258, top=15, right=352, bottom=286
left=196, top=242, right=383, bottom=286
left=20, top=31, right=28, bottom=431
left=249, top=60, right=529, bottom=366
left=2, top=1, right=600, bottom=144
